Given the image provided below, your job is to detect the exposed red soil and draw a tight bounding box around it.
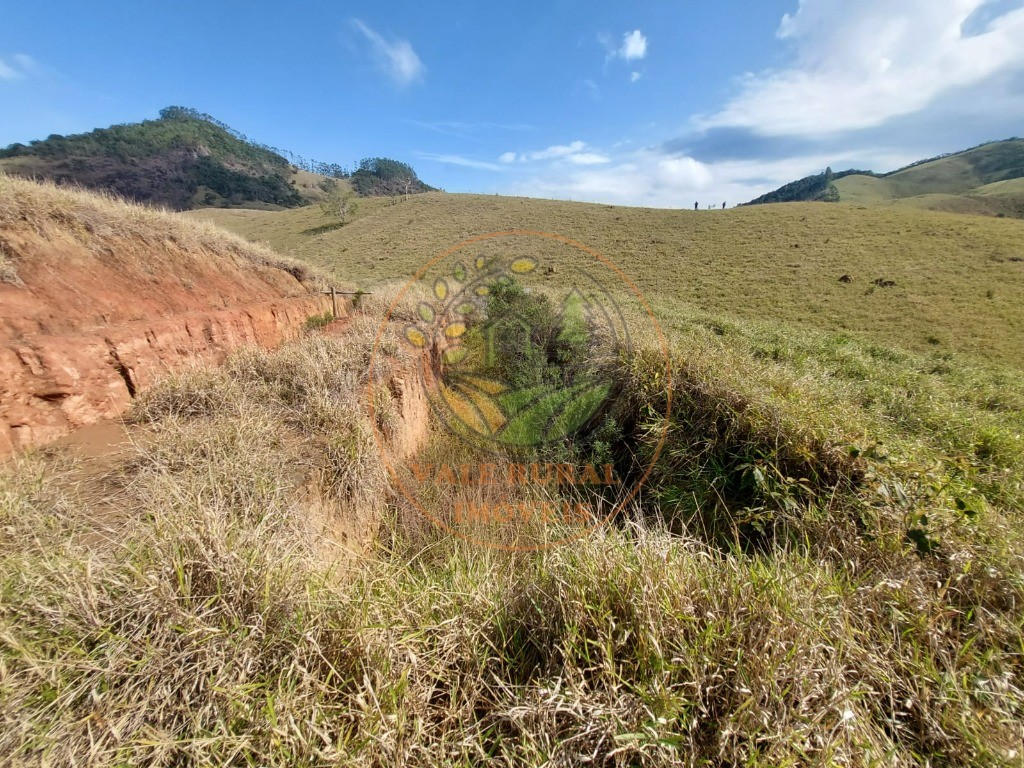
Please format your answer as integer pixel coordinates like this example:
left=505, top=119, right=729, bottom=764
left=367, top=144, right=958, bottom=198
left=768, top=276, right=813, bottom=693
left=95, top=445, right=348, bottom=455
left=0, top=227, right=338, bottom=454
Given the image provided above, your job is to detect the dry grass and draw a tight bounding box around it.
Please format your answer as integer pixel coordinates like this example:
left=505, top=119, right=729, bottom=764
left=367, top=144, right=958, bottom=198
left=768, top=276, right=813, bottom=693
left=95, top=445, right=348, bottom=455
left=0, top=174, right=328, bottom=287
left=0, top=240, right=20, bottom=285
left=1, top=288, right=1023, bottom=764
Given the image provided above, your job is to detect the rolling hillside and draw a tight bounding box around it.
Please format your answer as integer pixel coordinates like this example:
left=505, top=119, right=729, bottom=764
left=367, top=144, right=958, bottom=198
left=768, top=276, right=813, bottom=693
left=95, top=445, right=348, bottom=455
left=749, top=139, right=1024, bottom=218
left=186, top=192, right=1024, bottom=365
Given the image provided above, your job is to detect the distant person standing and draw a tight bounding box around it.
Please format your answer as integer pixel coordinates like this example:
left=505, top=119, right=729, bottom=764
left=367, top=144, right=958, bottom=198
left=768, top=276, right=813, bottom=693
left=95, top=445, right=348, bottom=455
left=722, top=201, right=726, bottom=210
left=694, top=201, right=698, bottom=211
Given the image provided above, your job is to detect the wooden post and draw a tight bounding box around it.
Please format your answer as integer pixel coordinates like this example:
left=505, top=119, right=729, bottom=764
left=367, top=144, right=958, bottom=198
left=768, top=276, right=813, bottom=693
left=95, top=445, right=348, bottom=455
left=330, top=286, right=338, bottom=320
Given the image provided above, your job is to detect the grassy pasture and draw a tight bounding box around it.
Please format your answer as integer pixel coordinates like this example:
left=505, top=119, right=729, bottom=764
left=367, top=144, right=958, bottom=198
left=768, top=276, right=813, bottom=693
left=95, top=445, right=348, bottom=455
left=187, top=192, right=1024, bottom=365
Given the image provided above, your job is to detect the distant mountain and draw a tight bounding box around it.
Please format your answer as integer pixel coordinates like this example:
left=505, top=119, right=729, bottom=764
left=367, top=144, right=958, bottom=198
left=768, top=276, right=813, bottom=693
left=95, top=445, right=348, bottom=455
left=744, top=139, right=1024, bottom=218
left=0, top=107, right=433, bottom=210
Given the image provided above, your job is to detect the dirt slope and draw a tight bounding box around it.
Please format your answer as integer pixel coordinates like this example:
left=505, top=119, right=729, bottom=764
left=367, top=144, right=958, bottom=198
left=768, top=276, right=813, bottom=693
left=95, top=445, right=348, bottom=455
left=0, top=175, right=337, bottom=453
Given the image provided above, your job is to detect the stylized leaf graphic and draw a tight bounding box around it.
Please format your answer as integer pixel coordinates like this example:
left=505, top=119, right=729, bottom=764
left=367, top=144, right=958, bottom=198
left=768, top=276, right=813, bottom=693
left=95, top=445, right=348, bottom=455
left=475, top=256, right=486, bottom=270
left=498, top=387, right=568, bottom=445
left=546, top=382, right=609, bottom=441
left=445, top=322, right=467, bottom=338
left=440, top=384, right=489, bottom=435
left=457, top=375, right=507, bottom=396
left=443, top=347, right=468, bottom=364
left=418, top=302, right=435, bottom=323
left=434, top=279, right=448, bottom=301
left=453, top=263, right=467, bottom=281
left=498, top=384, right=554, bottom=414
left=511, top=258, right=537, bottom=274
left=405, top=326, right=426, bottom=348
left=455, top=383, right=506, bottom=433
left=497, top=381, right=607, bottom=446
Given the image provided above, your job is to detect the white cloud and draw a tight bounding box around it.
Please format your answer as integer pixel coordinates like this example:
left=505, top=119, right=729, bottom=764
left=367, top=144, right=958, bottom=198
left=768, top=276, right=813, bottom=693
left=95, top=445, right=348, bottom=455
left=0, top=53, right=35, bottom=80
left=418, top=153, right=505, bottom=172
left=498, top=141, right=612, bottom=166
left=566, top=152, right=611, bottom=165
left=619, top=30, right=648, bottom=61
left=526, top=140, right=587, bottom=161
left=351, top=19, right=424, bottom=86
left=697, top=0, right=1024, bottom=137
left=424, top=142, right=612, bottom=176
left=503, top=143, right=921, bottom=207
left=630, top=71, right=642, bottom=83
left=510, top=150, right=717, bottom=206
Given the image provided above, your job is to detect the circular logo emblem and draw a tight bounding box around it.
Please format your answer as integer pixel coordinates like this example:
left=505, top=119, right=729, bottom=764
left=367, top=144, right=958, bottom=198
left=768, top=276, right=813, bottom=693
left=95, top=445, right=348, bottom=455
left=368, top=230, right=672, bottom=550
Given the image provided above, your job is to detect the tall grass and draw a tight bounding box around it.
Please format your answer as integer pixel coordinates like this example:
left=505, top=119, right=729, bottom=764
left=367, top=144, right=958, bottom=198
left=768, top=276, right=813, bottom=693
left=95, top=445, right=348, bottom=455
left=0, top=174, right=327, bottom=287
left=2, top=300, right=1023, bottom=765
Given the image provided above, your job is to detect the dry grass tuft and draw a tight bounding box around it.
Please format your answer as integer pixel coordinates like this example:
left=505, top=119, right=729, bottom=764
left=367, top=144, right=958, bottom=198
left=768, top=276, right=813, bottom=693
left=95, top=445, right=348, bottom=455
left=0, top=173, right=329, bottom=288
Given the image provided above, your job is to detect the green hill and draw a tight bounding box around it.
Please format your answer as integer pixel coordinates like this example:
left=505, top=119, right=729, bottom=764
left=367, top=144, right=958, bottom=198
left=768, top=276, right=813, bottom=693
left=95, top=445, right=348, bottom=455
left=749, top=139, right=1024, bottom=218
left=0, top=107, right=433, bottom=211
left=742, top=167, right=842, bottom=205
left=881, top=138, right=1024, bottom=196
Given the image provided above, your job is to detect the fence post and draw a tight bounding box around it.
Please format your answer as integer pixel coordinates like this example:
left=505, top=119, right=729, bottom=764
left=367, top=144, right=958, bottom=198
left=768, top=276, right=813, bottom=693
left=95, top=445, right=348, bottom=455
left=330, top=286, right=338, bottom=320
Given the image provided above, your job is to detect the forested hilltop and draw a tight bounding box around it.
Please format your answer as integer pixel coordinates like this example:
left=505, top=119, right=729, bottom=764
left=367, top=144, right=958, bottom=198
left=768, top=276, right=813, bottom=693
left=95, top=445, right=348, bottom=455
left=0, top=107, right=433, bottom=210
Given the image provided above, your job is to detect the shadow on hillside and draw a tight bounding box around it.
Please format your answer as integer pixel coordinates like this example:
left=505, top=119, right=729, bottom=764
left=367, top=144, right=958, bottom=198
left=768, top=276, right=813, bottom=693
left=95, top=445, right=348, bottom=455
left=301, top=222, right=347, bottom=237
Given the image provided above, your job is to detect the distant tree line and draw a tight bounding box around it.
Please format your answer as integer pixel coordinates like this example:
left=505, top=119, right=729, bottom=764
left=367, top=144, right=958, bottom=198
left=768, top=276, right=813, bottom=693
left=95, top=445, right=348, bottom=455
left=158, top=107, right=350, bottom=178
left=349, top=157, right=434, bottom=197
left=742, top=167, right=841, bottom=206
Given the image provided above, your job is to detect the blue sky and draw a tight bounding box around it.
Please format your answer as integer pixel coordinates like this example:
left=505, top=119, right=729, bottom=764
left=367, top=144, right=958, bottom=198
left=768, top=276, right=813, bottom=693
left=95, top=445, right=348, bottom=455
left=2, top=0, right=1023, bottom=206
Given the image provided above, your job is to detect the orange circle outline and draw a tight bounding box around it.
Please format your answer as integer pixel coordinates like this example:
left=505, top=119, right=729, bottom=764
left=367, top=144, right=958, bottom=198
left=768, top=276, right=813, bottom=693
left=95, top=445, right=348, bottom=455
left=366, top=230, right=673, bottom=552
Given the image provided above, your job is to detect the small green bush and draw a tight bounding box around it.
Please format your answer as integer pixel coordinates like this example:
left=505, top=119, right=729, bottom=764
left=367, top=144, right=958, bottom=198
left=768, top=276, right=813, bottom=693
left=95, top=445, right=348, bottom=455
left=303, top=311, right=334, bottom=331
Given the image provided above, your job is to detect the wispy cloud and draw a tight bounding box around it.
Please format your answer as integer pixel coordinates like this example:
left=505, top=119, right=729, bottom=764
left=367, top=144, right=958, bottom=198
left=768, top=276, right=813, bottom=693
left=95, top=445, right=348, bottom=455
left=499, top=140, right=610, bottom=165
left=408, top=119, right=535, bottom=140
left=630, top=71, right=642, bottom=83
left=0, top=53, right=36, bottom=81
left=420, top=141, right=612, bottom=179
left=578, top=78, right=602, bottom=101
left=696, top=0, right=1024, bottom=137
left=525, top=140, right=587, bottom=161
left=417, top=153, right=507, bottom=172
left=351, top=20, right=424, bottom=86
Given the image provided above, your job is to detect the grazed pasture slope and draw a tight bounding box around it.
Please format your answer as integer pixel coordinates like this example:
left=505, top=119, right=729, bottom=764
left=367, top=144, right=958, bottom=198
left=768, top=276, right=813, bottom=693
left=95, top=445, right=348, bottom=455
left=190, top=193, right=1024, bottom=364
